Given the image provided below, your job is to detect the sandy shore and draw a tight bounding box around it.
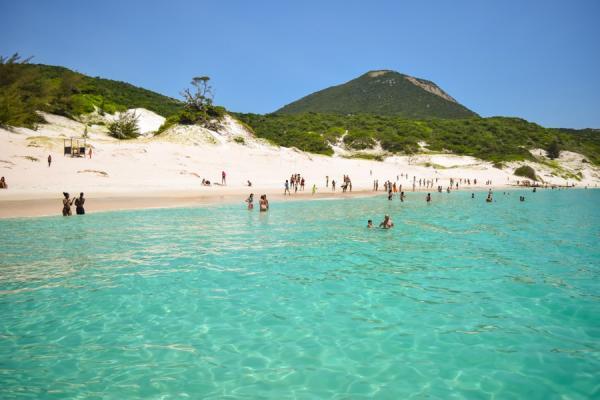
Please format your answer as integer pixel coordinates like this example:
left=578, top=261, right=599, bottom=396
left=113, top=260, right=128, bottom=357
left=1, top=110, right=597, bottom=218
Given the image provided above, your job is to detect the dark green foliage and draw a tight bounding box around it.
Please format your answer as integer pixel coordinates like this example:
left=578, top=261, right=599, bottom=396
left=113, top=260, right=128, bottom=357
left=235, top=112, right=600, bottom=164
left=276, top=70, right=477, bottom=119
left=514, top=165, right=537, bottom=181
left=546, top=139, right=561, bottom=159
left=107, top=111, right=140, bottom=139
left=0, top=61, right=183, bottom=128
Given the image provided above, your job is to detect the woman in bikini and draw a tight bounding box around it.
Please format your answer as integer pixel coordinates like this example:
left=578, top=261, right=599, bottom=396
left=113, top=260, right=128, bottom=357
left=62, top=192, right=75, bottom=216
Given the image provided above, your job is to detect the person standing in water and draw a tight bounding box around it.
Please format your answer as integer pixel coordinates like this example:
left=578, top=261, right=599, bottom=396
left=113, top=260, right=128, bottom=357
left=48, top=154, right=52, bottom=167
left=62, top=192, right=74, bottom=216
left=379, top=215, right=394, bottom=229
left=74, top=193, right=86, bottom=215
left=400, top=191, right=405, bottom=202
left=246, top=193, right=254, bottom=210
left=367, top=220, right=373, bottom=228
left=259, top=195, right=269, bottom=211
left=426, top=193, right=431, bottom=203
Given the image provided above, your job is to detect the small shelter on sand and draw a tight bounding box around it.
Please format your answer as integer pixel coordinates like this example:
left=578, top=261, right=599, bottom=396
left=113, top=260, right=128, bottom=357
left=63, top=137, right=86, bottom=157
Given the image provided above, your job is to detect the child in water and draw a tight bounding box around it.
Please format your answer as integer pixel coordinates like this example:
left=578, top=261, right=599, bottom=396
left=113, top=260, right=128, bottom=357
left=367, top=220, right=373, bottom=228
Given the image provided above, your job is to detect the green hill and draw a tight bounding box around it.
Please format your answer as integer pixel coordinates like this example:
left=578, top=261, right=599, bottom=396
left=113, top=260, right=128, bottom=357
left=275, top=70, right=478, bottom=119
left=235, top=112, right=600, bottom=165
left=0, top=61, right=183, bottom=128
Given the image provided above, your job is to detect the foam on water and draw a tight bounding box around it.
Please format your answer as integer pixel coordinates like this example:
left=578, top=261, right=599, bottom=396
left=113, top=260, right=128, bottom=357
left=0, top=189, right=599, bottom=398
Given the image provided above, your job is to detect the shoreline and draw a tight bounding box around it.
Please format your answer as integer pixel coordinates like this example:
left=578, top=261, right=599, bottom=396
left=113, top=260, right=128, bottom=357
left=1, top=184, right=584, bottom=219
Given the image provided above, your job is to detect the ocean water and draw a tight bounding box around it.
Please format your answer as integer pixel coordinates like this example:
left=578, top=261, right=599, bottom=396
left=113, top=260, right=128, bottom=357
left=0, top=189, right=598, bottom=399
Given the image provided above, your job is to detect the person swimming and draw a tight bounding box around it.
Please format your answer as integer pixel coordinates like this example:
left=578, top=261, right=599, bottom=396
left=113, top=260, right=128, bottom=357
left=74, top=192, right=85, bottom=215
left=486, top=193, right=493, bottom=202
left=246, top=193, right=254, bottom=210
left=379, top=215, right=394, bottom=229
left=367, top=220, right=373, bottom=228
left=471, top=193, right=475, bottom=199
left=62, top=192, right=74, bottom=216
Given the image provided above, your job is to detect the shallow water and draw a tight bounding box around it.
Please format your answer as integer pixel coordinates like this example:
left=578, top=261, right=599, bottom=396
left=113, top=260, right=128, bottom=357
left=0, top=189, right=599, bottom=399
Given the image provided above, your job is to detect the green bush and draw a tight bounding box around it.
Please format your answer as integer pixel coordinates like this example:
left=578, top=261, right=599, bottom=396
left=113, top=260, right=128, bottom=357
left=107, top=111, right=140, bottom=139
left=514, top=165, right=537, bottom=181
left=233, top=136, right=245, bottom=144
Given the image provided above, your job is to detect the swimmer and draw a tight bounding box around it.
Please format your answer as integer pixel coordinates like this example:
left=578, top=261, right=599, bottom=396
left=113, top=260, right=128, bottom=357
left=379, top=214, right=394, bottom=229
left=367, top=220, right=373, bottom=228
left=426, top=193, right=431, bottom=203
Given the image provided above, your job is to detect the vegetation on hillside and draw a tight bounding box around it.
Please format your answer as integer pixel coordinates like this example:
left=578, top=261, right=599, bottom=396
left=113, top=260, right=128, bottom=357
left=0, top=55, right=182, bottom=128
left=276, top=70, right=477, bottom=119
left=235, top=112, right=600, bottom=164
left=514, top=165, right=537, bottom=181
left=107, top=110, right=140, bottom=139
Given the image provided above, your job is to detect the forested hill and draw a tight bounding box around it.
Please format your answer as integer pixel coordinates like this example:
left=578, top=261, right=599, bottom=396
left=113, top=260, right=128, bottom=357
left=275, top=70, right=478, bottom=119
left=0, top=61, right=182, bottom=128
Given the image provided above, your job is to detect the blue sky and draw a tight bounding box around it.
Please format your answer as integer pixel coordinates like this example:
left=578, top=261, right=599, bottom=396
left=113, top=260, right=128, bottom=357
left=1, top=0, right=599, bottom=128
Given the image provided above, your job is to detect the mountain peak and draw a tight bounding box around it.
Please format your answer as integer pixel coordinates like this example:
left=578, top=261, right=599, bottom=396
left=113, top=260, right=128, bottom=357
left=276, top=71, right=476, bottom=118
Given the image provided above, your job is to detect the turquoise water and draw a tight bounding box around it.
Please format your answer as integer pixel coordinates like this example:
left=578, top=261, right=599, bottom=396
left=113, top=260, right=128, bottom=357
left=0, top=189, right=599, bottom=399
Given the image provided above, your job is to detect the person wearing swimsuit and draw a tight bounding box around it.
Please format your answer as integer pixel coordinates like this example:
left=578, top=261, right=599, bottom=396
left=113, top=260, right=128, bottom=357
left=246, top=193, right=254, bottom=210
left=259, top=195, right=269, bottom=212
left=75, top=192, right=86, bottom=215
left=62, top=192, right=74, bottom=216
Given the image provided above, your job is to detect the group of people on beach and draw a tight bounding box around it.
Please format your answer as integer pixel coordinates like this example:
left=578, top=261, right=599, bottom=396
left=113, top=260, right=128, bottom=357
left=62, top=192, right=86, bottom=216
left=246, top=193, right=269, bottom=211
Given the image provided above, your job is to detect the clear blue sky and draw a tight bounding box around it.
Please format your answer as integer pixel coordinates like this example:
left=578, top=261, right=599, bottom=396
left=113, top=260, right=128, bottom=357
left=1, top=0, right=599, bottom=128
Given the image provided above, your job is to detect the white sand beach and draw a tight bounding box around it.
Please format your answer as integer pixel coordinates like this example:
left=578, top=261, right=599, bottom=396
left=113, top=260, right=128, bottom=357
left=1, top=110, right=598, bottom=218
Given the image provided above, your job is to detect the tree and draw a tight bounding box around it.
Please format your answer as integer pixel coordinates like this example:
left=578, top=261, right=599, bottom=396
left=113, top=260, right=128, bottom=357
left=178, top=76, right=225, bottom=129
left=546, top=139, right=561, bottom=159
left=107, top=110, right=140, bottom=139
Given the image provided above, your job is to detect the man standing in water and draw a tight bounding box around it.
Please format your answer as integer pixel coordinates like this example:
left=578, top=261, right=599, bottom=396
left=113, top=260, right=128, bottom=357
left=426, top=193, right=432, bottom=203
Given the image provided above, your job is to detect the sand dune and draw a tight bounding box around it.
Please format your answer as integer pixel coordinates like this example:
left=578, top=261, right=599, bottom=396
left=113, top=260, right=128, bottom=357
left=1, top=109, right=598, bottom=217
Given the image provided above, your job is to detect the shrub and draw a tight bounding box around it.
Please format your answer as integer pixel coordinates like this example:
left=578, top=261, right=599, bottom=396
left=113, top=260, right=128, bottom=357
left=514, top=165, right=537, bottom=181
left=107, top=110, right=140, bottom=139
left=546, top=139, right=561, bottom=159
left=233, top=136, right=245, bottom=144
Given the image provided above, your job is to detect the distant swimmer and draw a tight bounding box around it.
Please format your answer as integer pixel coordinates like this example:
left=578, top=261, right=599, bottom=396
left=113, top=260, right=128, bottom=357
left=379, top=215, right=394, bottom=229
left=367, top=220, right=373, bottom=228
left=486, top=193, right=493, bottom=203
left=520, top=196, right=525, bottom=202
left=426, top=193, right=431, bottom=203
left=246, top=193, right=254, bottom=210
left=471, top=193, right=475, bottom=199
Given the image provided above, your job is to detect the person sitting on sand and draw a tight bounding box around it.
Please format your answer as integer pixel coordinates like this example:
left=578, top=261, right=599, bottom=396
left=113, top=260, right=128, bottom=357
left=62, top=192, right=74, bottom=216
left=0, top=176, right=6, bottom=189
left=367, top=220, right=373, bottom=228
left=246, top=193, right=254, bottom=210
left=74, top=192, right=86, bottom=215
left=247, top=180, right=252, bottom=187
left=259, top=194, right=269, bottom=211
left=379, top=215, right=394, bottom=229
left=202, top=179, right=211, bottom=186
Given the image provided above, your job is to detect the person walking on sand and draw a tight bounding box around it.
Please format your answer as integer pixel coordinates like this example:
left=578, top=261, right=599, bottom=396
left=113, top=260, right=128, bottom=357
left=312, top=184, right=317, bottom=195
left=62, top=192, right=74, bottom=216
left=48, top=154, right=52, bottom=167
left=88, top=148, right=93, bottom=159
left=74, top=193, right=86, bottom=215
left=284, top=180, right=291, bottom=195
left=246, top=193, right=254, bottom=210
left=326, top=175, right=329, bottom=187
left=332, top=180, right=336, bottom=191
left=221, top=171, right=226, bottom=185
